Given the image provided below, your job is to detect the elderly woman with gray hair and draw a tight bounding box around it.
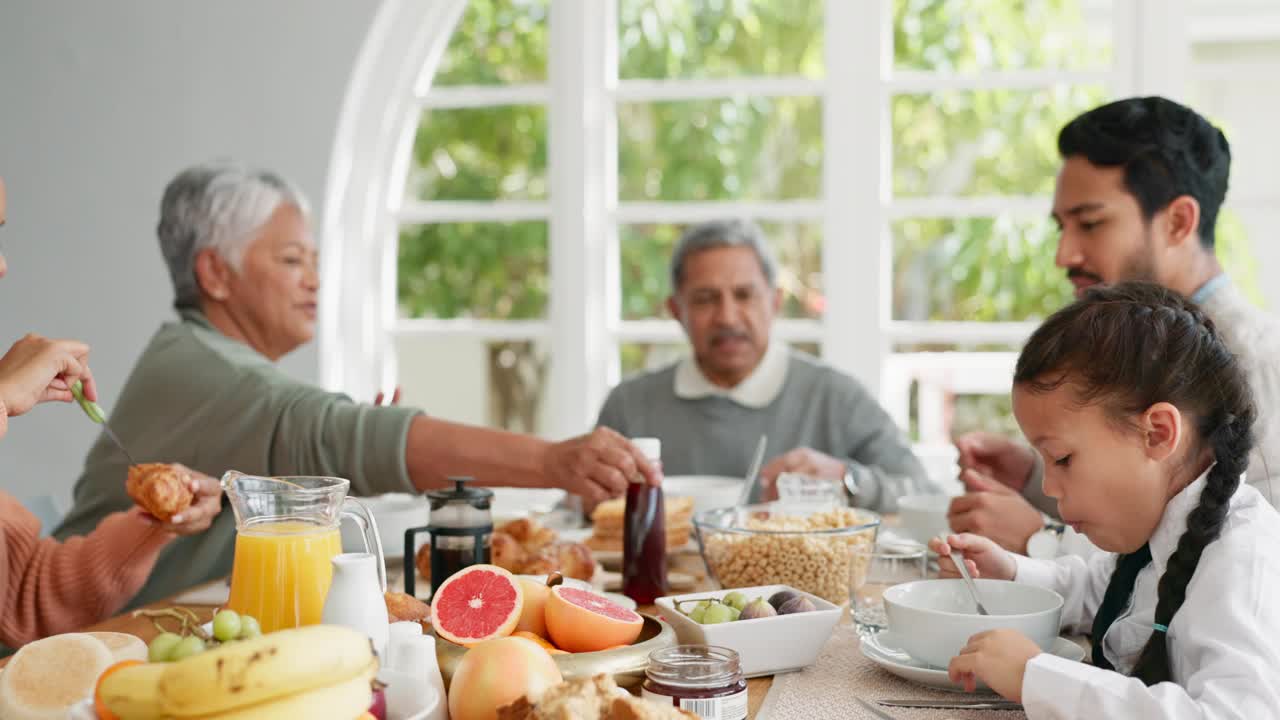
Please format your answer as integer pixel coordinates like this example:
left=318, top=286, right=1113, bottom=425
left=55, top=162, right=658, bottom=607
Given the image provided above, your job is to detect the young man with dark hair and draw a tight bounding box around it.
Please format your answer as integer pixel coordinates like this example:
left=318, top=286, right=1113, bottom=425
left=949, top=97, right=1280, bottom=556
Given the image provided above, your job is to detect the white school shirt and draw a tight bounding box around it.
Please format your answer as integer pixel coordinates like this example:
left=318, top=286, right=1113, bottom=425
left=1011, top=474, right=1280, bottom=719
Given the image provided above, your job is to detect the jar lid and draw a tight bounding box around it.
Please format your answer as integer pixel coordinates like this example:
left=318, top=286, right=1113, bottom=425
left=426, top=477, right=493, bottom=509
left=645, top=644, right=741, bottom=688
left=632, top=437, right=661, bottom=462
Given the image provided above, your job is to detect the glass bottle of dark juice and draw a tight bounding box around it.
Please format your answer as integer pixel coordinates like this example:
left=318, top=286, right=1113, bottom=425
left=623, top=437, right=667, bottom=605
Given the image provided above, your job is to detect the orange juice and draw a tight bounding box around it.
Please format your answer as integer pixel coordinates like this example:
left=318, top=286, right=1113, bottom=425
left=226, top=520, right=343, bottom=633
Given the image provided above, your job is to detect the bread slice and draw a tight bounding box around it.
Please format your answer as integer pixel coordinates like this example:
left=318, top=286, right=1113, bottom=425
left=85, top=632, right=148, bottom=663
left=0, top=633, right=114, bottom=720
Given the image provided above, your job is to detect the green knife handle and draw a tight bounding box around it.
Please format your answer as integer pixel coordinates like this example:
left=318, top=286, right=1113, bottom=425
left=70, top=379, right=106, bottom=424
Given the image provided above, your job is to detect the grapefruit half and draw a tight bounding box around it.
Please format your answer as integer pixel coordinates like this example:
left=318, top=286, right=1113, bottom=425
left=544, top=586, right=643, bottom=653
left=430, top=564, right=524, bottom=647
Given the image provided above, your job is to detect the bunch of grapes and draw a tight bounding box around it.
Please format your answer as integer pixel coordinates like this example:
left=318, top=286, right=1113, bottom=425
left=146, top=609, right=262, bottom=662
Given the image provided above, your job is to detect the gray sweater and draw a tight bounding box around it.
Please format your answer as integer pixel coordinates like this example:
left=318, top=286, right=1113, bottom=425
left=596, top=351, right=937, bottom=511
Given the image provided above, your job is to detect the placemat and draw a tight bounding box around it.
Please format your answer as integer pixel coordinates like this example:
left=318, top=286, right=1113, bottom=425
left=757, top=626, right=1026, bottom=720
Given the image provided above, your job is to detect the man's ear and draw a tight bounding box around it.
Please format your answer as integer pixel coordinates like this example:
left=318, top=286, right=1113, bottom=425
left=1162, top=195, right=1201, bottom=249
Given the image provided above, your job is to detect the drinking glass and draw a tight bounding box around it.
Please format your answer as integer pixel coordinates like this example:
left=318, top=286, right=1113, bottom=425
left=776, top=472, right=843, bottom=509
left=849, top=542, right=927, bottom=635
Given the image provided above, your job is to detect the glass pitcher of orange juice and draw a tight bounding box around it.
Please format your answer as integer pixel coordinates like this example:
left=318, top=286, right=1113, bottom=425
left=222, top=471, right=386, bottom=634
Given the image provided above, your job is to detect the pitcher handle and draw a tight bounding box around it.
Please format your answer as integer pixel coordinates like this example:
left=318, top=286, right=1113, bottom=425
left=341, top=497, right=387, bottom=593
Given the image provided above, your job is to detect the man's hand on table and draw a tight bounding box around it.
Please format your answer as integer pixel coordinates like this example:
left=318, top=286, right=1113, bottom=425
left=947, top=469, right=1043, bottom=554
left=758, top=447, right=846, bottom=501
left=954, top=432, right=1036, bottom=492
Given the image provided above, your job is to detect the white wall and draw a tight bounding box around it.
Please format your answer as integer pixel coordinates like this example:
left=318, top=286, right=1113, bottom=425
left=0, top=1, right=379, bottom=506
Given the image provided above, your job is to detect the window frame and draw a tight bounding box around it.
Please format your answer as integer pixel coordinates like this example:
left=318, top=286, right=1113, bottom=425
left=323, top=0, right=1191, bottom=441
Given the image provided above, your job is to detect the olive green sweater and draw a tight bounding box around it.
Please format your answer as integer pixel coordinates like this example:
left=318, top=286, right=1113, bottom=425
left=54, top=310, right=420, bottom=607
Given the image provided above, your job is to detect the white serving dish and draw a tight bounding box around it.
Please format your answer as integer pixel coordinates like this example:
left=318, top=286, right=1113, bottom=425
left=860, top=630, right=1084, bottom=691
left=491, top=487, right=567, bottom=520
left=896, top=494, right=953, bottom=545
left=655, top=585, right=841, bottom=678
left=882, top=578, right=1063, bottom=669
left=662, top=475, right=746, bottom=515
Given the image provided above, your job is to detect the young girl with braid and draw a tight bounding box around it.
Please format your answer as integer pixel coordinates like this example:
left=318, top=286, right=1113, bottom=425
left=930, top=282, right=1280, bottom=718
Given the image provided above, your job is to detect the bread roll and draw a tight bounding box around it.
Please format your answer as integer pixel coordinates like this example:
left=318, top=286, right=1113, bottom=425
left=0, top=633, right=114, bottom=720
left=85, top=632, right=147, bottom=663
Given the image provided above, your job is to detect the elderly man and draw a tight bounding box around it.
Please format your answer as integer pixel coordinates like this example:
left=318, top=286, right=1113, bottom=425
left=596, top=220, right=935, bottom=511
left=55, top=162, right=657, bottom=606
left=950, top=96, right=1280, bottom=556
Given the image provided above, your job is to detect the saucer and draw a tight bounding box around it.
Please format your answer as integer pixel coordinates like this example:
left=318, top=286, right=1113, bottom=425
left=860, top=630, right=1085, bottom=692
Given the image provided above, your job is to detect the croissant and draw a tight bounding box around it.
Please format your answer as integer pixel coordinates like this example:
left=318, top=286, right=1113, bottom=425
left=126, top=463, right=193, bottom=522
left=498, top=517, right=556, bottom=554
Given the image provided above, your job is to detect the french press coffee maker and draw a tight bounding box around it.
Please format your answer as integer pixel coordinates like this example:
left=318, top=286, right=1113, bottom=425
left=404, top=477, right=493, bottom=599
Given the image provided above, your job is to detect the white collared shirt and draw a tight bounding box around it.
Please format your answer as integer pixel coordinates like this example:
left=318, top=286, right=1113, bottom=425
left=1011, top=474, right=1280, bottom=719
left=673, top=340, right=789, bottom=409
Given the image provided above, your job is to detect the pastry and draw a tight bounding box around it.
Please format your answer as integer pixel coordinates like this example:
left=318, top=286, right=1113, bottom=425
left=522, top=542, right=596, bottom=582
left=126, top=463, right=194, bottom=522
left=498, top=517, right=556, bottom=554
left=490, top=532, right=529, bottom=573
left=384, top=591, right=431, bottom=625
left=412, top=519, right=597, bottom=583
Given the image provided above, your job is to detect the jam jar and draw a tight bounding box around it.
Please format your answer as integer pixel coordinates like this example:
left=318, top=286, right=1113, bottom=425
left=642, top=645, right=748, bottom=720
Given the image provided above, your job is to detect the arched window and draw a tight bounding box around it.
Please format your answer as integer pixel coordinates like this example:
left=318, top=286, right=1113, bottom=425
left=324, top=0, right=1260, bottom=459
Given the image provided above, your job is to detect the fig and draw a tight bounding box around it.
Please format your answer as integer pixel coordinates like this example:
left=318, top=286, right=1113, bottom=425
left=778, top=596, right=817, bottom=615
left=739, top=598, right=777, bottom=620
left=768, top=590, right=800, bottom=611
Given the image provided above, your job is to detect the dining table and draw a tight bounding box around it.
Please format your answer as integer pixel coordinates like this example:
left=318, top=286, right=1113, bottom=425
left=1, top=514, right=1048, bottom=719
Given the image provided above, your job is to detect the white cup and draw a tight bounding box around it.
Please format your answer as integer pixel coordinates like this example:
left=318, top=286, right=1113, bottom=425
left=386, top=621, right=424, bottom=671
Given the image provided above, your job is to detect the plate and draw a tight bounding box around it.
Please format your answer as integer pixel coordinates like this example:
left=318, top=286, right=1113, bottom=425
left=860, top=630, right=1085, bottom=692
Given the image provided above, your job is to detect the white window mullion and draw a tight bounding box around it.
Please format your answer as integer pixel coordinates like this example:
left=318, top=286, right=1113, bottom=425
left=1113, top=0, right=1190, bottom=99
left=547, top=0, right=612, bottom=440
left=823, top=0, right=888, bottom=395
left=395, top=201, right=551, bottom=224
left=885, top=196, right=1049, bottom=220
left=887, top=69, right=1111, bottom=93
left=416, top=83, right=550, bottom=108
left=614, top=200, right=824, bottom=224
left=613, top=75, right=823, bottom=102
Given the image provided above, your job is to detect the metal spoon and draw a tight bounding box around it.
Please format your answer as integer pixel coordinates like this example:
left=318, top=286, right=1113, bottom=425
left=951, top=549, right=991, bottom=615
left=70, top=379, right=138, bottom=465
left=736, top=434, right=768, bottom=506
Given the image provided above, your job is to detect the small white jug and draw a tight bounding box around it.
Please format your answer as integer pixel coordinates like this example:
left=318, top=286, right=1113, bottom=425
left=322, top=552, right=390, bottom=658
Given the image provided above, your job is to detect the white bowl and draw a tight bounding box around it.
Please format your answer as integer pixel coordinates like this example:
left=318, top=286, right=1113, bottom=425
left=663, top=476, right=744, bottom=515
left=343, top=493, right=431, bottom=560
left=883, top=579, right=1063, bottom=669
left=896, top=494, right=953, bottom=545
left=655, top=585, right=841, bottom=677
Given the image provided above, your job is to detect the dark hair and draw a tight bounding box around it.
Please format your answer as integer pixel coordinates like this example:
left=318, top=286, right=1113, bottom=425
left=1058, top=96, right=1231, bottom=248
left=1014, top=281, right=1255, bottom=685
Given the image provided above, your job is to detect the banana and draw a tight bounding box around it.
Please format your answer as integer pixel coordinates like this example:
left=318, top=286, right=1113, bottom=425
left=158, top=625, right=374, bottom=717
left=186, top=661, right=375, bottom=720
left=97, top=661, right=166, bottom=720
